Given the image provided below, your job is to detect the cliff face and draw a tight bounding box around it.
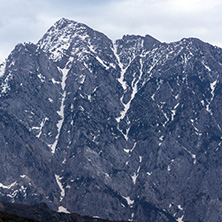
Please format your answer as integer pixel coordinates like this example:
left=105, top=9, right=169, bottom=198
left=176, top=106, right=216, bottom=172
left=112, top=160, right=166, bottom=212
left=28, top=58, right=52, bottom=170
left=0, top=18, right=222, bottom=222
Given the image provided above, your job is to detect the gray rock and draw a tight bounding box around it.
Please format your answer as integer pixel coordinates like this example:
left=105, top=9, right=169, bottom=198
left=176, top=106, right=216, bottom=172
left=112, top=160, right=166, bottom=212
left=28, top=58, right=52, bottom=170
left=0, top=18, right=222, bottom=222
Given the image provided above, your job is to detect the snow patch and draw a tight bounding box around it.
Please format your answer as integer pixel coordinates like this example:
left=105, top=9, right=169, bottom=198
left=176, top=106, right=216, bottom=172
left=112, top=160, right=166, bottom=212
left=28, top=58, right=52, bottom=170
left=0, top=181, right=17, bottom=189
left=124, top=149, right=130, bottom=153
left=171, top=103, right=179, bottom=121
left=58, top=206, right=70, bottom=214
left=50, top=57, right=73, bottom=154
left=159, top=136, right=164, bottom=141
left=177, top=215, right=184, bottom=222
left=210, top=80, right=217, bottom=93
left=201, top=61, right=211, bottom=71
left=132, top=173, right=138, bottom=185
left=167, top=165, right=171, bottom=172
left=55, top=174, right=65, bottom=202
left=37, top=73, right=45, bottom=82
left=112, top=42, right=127, bottom=91
left=0, top=72, right=13, bottom=95
left=181, top=145, right=196, bottom=164
left=178, top=205, right=183, bottom=210
left=116, top=57, right=143, bottom=123
left=131, top=150, right=142, bottom=185
left=20, top=175, right=29, bottom=179
left=206, top=79, right=218, bottom=115
left=51, top=78, right=60, bottom=84
left=32, top=117, right=48, bottom=138
left=124, top=142, right=137, bottom=154
left=122, top=196, right=134, bottom=206
left=96, top=56, right=109, bottom=69
left=48, top=98, right=53, bottom=103
left=129, top=213, right=135, bottom=221
left=62, top=158, right=67, bottom=164
left=0, top=61, right=6, bottom=77
left=79, top=74, right=86, bottom=84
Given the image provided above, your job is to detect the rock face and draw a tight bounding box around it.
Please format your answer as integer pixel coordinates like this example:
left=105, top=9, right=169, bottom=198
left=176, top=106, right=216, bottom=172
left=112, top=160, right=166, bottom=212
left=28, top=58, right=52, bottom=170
left=0, top=18, right=222, bottom=222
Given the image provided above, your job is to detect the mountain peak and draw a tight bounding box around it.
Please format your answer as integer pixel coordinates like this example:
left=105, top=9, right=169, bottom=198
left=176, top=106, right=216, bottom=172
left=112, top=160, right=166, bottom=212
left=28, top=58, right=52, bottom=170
left=38, top=18, right=113, bottom=64
left=55, top=17, right=73, bottom=24
left=51, top=18, right=90, bottom=34
left=53, top=18, right=78, bottom=30
left=38, top=18, right=90, bottom=62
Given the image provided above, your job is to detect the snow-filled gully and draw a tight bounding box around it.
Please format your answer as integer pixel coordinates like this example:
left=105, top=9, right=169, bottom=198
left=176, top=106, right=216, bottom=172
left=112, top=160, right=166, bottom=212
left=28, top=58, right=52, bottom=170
left=113, top=43, right=144, bottom=141
left=50, top=57, right=73, bottom=154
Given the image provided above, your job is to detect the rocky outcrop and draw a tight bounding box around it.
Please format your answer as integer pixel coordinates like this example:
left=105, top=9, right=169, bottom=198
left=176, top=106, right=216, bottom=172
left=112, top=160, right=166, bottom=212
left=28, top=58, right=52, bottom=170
left=0, top=201, right=125, bottom=222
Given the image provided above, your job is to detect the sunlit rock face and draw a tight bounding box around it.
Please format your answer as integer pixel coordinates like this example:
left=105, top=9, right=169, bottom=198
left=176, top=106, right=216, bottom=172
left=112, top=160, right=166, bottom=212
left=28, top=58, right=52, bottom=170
left=0, top=18, right=222, bottom=222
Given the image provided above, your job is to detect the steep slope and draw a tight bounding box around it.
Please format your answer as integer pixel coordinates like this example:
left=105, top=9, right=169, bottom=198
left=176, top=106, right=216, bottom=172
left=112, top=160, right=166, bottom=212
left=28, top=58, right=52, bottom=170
left=0, top=18, right=222, bottom=222
left=117, top=38, right=222, bottom=222
left=0, top=42, right=63, bottom=210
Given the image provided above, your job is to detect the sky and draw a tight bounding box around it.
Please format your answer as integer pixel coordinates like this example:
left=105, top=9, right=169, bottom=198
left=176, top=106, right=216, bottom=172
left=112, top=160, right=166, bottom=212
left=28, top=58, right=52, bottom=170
left=0, top=0, right=222, bottom=62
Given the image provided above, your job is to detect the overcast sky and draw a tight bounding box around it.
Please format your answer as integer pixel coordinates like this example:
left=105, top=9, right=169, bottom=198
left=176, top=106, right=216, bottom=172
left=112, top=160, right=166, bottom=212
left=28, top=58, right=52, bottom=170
left=0, top=0, right=222, bottom=62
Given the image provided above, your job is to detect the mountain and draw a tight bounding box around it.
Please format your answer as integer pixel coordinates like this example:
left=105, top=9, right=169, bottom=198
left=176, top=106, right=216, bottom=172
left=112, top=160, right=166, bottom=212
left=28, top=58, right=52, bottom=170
left=0, top=18, right=222, bottom=222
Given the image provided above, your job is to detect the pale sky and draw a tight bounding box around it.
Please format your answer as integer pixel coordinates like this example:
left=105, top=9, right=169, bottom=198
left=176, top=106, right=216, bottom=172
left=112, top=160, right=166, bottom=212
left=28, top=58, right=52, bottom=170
left=0, top=0, right=222, bottom=62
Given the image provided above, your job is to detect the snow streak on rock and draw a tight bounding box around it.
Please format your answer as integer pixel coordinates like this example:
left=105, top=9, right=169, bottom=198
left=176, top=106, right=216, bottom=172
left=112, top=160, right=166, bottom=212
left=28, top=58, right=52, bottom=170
left=122, top=196, right=134, bottom=207
left=119, top=58, right=143, bottom=122
left=206, top=78, right=218, bottom=115
left=55, top=174, right=65, bottom=202
left=32, top=117, right=49, bottom=138
left=58, top=206, right=70, bottom=214
left=131, top=154, right=142, bottom=185
left=0, top=72, right=13, bottom=96
left=50, top=57, right=73, bottom=154
left=112, top=42, right=127, bottom=91
left=114, top=52, right=144, bottom=140
left=177, top=215, right=184, bottom=222
left=0, top=60, right=6, bottom=77
left=112, top=42, right=129, bottom=140
left=0, top=181, right=17, bottom=189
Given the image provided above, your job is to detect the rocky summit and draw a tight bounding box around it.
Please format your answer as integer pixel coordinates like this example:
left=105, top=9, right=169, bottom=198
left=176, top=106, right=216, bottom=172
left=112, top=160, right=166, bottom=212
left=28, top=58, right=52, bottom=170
left=0, top=18, right=222, bottom=222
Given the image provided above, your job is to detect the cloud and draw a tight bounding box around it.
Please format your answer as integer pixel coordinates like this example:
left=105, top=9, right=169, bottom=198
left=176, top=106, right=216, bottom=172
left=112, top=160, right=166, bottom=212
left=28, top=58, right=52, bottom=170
left=0, top=0, right=222, bottom=61
left=70, top=0, right=222, bottom=45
